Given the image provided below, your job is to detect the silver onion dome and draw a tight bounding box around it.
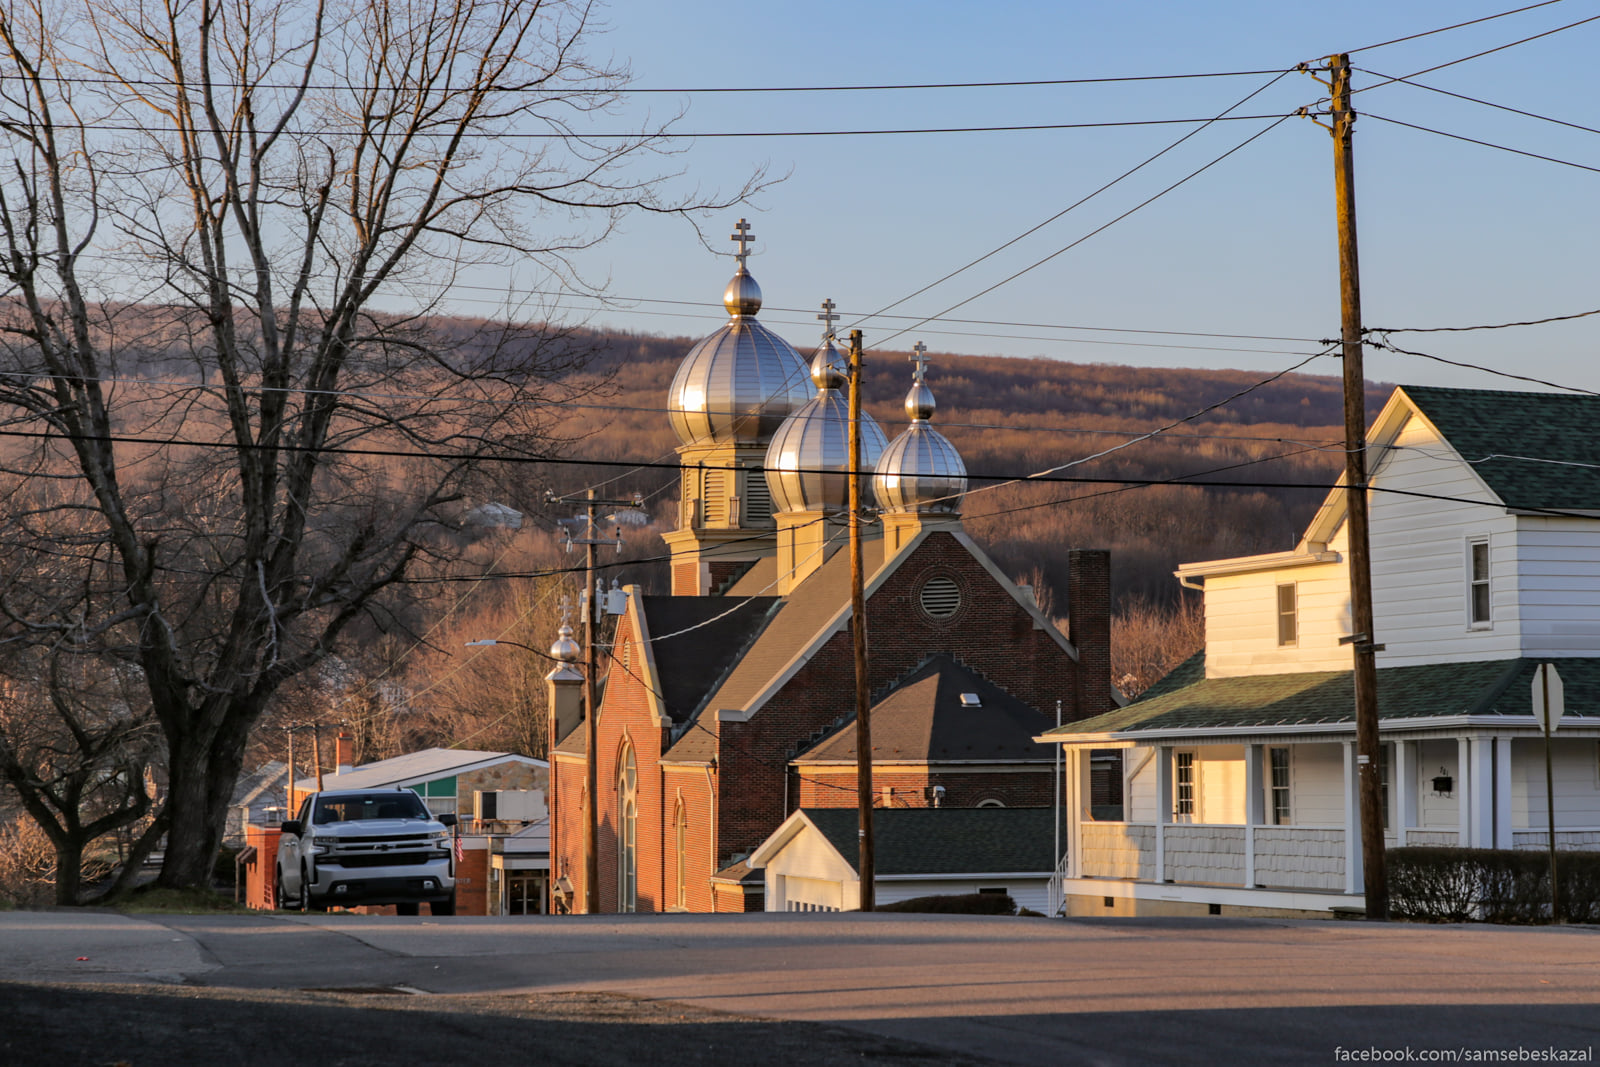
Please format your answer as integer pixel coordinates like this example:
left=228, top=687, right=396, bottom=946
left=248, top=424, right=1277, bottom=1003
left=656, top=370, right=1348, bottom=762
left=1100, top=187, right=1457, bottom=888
left=765, top=339, right=888, bottom=514
left=667, top=221, right=812, bottom=447
left=874, top=346, right=967, bottom=514
left=549, top=621, right=581, bottom=663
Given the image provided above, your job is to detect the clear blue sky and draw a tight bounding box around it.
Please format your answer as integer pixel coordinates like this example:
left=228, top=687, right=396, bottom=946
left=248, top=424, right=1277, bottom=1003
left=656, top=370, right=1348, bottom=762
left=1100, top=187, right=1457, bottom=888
left=451, top=1, right=1600, bottom=392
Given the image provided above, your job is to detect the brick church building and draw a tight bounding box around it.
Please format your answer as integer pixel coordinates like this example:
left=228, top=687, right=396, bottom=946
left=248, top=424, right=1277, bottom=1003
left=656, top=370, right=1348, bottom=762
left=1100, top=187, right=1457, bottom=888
left=549, top=225, right=1116, bottom=912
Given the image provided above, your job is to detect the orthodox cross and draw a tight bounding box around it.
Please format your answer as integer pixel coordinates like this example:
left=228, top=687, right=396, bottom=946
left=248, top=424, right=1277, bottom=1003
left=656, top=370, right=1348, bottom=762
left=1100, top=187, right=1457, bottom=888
left=730, top=218, right=755, bottom=269
left=817, top=297, right=839, bottom=341
left=909, top=341, right=931, bottom=383
left=557, top=595, right=574, bottom=630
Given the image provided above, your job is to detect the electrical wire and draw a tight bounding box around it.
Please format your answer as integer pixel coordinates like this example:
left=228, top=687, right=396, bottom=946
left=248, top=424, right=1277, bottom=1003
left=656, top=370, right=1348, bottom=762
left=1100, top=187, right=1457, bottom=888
left=1351, top=10, right=1600, bottom=95
left=1355, top=67, right=1600, bottom=137
left=1361, top=112, right=1600, bottom=174
left=844, top=68, right=1299, bottom=332
left=868, top=113, right=1299, bottom=350
left=0, top=112, right=1294, bottom=141
left=1344, top=0, right=1572, bottom=54
left=1369, top=307, right=1600, bottom=333
left=0, top=68, right=1300, bottom=96
left=1366, top=334, right=1600, bottom=395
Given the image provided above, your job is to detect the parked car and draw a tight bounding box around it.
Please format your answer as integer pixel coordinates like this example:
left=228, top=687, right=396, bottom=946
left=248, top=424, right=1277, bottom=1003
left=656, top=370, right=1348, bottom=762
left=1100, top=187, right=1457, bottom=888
left=275, top=788, right=457, bottom=915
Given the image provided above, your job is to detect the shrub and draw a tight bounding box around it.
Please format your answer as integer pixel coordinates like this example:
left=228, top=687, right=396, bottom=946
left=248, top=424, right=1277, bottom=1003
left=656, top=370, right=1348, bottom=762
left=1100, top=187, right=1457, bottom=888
left=1388, top=847, right=1600, bottom=923
left=877, top=893, right=1016, bottom=915
left=0, top=819, right=55, bottom=909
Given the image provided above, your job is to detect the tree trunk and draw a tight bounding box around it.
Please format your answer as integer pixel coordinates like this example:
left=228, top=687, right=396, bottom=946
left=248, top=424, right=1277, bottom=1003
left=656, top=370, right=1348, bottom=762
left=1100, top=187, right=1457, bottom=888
left=53, top=838, right=84, bottom=906
left=156, top=718, right=248, bottom=890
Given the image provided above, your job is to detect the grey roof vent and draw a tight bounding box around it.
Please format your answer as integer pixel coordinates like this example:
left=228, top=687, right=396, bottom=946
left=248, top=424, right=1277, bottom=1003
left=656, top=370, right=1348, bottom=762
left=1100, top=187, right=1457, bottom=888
left=960, top=692, right=982, bottom=708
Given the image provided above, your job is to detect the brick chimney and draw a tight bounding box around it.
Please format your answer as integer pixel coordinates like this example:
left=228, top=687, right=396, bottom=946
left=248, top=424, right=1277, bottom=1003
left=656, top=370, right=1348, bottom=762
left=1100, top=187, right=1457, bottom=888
left=335, top=731, right=355, bottom=774
left=1067, top=549, right=1113, bottom=717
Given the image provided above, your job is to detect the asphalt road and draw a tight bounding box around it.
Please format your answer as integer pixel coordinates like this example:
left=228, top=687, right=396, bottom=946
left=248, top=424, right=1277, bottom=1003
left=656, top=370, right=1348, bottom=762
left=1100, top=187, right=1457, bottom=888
left=5, top=910, right=1600, bottom=1065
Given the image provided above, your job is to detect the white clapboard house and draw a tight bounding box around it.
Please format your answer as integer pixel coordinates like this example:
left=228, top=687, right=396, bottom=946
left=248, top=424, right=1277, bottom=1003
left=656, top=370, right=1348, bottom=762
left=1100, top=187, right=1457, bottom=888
left=1041, top=385, right=1600, bottom=918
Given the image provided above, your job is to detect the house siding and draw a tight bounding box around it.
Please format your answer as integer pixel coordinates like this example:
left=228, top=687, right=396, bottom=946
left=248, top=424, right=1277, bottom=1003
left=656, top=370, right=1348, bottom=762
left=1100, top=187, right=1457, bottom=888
left=1515, top=517, right=1600, bottom=657
left=1368, top=414, right=1521, bottom=667
left=1202, top=539, right=1351, bottom=679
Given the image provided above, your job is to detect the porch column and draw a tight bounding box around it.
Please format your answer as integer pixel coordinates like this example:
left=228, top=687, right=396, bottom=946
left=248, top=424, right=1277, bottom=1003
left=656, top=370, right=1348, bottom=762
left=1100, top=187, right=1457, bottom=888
left=1065, top=748, right=1083, bottom=879
left=1395, top=740, right=1417, bottom=847
left=1155, top=745, right=1172, bottom=883
left=1493, top=736, right=1513, bottom=849
left=1458, top=737, right=1473, bottom=847
left=1343, top=741, right=1361, bottom=894
left=1468, top=736, right=1496, bottom=849
left=1244, top=743, right=1264, bottom=888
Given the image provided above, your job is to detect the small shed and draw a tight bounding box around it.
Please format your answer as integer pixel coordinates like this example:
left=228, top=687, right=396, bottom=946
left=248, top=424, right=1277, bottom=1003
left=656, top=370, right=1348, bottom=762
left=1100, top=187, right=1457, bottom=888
left=747, top=807, right=1059, bottom=913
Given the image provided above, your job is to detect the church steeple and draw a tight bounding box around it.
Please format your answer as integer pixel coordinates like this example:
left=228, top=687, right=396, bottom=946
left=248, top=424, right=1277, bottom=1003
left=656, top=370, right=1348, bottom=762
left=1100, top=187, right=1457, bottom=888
left=662, top=220, right=812, bottom=595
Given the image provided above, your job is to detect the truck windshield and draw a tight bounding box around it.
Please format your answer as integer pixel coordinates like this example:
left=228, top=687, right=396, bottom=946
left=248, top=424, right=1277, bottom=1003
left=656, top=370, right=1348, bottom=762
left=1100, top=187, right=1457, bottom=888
left=312, top=792, right=430, bottom=825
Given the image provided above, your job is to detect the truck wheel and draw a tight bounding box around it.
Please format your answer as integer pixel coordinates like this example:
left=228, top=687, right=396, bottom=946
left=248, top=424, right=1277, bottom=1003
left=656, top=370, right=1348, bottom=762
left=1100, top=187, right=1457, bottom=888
left=395, top=902, right=420, bottom=916
left=274, top=867, right=290, bottom=910
left=430, top=898, right=455, bottom=917
left=300, top=865, right=326, bottom=912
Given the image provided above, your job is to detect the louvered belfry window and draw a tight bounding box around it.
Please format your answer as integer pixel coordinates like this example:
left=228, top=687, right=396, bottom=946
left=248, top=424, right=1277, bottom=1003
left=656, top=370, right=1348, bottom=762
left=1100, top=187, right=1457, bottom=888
left=919, top=576, right=961, bottom=619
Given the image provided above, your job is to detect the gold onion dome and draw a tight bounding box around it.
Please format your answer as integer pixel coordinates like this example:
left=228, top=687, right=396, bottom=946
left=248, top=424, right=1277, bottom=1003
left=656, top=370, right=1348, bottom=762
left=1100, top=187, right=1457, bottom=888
left=667, top=219, right=812, bottom=446
left=873, top=344, right=967, bottom=514
left=765, top=332, right=888, bottom=514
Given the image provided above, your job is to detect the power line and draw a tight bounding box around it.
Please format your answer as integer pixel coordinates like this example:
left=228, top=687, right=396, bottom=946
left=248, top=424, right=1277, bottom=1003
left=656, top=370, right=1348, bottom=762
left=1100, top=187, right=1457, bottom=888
left=1366, top=334, right=1599, bottom=395
left=1362, top=111, right=1600, bottom=174
left=1356, top=67, right=1600, bottom=137
left=1369, top=307, right=1600, bottom=333
left=618, top=71, right=1298, bottom=93
left=1352, top=10, right=1600, bottom=95
left=0, top=68, right=1298, bottom=96
left=1345, top=0, right=1572, bottom=54
left=845, top=69, right=1298, bottom=332
left=869, top=113, right=1299, bottom=350
left=0, top=112, right=1294, bottom=141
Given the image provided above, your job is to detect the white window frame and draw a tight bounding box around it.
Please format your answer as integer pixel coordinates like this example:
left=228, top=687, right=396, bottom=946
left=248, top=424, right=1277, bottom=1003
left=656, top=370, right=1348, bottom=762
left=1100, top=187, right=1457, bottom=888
left=1276, top=583, right=1298, bottom=647
left=1268, top=747, right=1292, bottom=826
left=1175, top=750, right=1196, bottom=822
left=1466, top=536, right=1492, bottom=630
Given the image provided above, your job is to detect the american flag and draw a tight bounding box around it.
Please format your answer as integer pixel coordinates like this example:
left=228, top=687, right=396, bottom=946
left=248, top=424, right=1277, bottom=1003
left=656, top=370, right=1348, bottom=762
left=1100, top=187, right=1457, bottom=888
left=453, top=832, right=463, bottom=864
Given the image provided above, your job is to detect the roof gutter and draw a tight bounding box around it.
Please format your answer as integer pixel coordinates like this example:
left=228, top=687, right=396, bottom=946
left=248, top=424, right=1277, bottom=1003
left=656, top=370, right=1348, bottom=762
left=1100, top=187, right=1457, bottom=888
left=1039, top=713, right=1600, bottom=746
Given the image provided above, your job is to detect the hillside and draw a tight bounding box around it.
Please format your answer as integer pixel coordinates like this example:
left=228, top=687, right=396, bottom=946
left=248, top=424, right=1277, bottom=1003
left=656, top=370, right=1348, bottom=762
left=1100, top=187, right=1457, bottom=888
left=542, top=327, right=1387, bottom=608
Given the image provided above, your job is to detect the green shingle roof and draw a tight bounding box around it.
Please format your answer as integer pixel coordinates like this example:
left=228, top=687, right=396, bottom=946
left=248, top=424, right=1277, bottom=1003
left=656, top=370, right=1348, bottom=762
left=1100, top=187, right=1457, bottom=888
left=1402, top=385, right=1600, bottom=511
left=1042, top=654, right=1600, bottom=737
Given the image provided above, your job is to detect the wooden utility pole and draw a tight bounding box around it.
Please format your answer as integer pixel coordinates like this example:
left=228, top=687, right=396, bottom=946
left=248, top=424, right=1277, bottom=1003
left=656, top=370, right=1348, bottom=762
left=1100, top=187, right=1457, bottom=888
left=548, top=488, right=630, bottom=914
left=285, top=726, right=296, bottom=814
left=583, top=489, right=600, bottom=915
left=1326, top=52, right=1388, bottom=919
left=848, top=328, right=874, bottom=912
left=312, top=724, right=325, bottom=792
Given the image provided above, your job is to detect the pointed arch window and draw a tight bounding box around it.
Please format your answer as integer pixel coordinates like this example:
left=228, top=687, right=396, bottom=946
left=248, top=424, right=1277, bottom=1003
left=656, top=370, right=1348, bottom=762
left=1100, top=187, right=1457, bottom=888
left=617, top=743, right=638, bottom=913
left=673, top=800, right=689, bottom=911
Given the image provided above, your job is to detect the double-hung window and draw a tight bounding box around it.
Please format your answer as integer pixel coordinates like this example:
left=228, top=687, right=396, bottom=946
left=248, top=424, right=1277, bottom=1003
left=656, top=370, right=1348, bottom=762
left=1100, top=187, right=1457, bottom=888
left=1269, top=747, right=1291, bottom=825
left=1276, top=584, right=1298, bottom=647
left=1175, top=751, right=1196, bottom=820
left=1467, top=537, right=1491, bottom=628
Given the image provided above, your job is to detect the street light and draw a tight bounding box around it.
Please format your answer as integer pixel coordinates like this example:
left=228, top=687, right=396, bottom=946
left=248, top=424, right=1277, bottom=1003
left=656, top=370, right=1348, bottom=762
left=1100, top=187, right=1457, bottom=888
left=464, top=638, right=564, bottom=662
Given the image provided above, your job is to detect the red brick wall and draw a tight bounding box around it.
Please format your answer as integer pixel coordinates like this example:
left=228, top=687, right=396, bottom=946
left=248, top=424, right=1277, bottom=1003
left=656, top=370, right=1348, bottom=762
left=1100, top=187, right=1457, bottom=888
left=453, top=841, right=491, bottom=916
left=242, top=825, right=282, bottom=910
left=1068, top=549, right=1114, bottom=716
left=794, top=767, right=1056, bottom=809
left=713, top=531, right=1087, bottom=865
left=554, top=529, right=1110, bottom=912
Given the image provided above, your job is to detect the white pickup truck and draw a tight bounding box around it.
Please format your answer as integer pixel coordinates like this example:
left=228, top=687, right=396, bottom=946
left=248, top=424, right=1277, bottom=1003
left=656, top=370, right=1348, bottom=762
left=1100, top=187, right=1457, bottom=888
left=275, top=788, right=457, bottom=915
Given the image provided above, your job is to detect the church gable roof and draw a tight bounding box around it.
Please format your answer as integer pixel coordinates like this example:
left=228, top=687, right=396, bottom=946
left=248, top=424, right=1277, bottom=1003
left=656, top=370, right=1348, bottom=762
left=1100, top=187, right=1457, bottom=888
left=793, top=655, right=1054, bottom=764
left=639, top=595, right=779, bottom=723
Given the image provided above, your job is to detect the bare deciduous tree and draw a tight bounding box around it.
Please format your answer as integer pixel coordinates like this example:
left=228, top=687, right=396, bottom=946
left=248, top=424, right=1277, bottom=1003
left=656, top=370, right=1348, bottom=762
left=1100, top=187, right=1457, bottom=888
left=0, top=0, right=759, bottom=889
